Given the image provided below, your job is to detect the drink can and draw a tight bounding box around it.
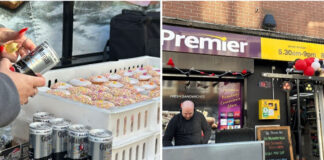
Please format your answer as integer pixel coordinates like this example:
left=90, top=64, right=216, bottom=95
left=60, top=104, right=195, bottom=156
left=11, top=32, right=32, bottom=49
left=13, top=41, right=60, bottom=76
left=88, top=129, right=112, bottom=160
left=67, top=124, right=89, bottom=160
left=29, top=122, right=53, bottom=159
left=33, top=112, right=55, bottom=123
left=49, top=118, right=70, bottom=160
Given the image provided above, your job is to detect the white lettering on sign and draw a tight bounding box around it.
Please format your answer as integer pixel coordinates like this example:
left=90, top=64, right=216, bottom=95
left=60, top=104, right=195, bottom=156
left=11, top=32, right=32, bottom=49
left=163, top=29, right=248, bottom=53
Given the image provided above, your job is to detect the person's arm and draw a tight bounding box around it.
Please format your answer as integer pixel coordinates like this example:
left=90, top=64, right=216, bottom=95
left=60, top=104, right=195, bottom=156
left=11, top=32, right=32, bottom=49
left=0, top=72, right=20, bottom=127
left=201, top=114, right=211, bottom=144
left=163, top=116, right=177, bottom=146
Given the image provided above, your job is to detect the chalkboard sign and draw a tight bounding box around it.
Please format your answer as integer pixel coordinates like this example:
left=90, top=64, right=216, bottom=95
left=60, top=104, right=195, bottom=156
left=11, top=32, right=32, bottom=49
left=256, top=126, right=293, bottom=160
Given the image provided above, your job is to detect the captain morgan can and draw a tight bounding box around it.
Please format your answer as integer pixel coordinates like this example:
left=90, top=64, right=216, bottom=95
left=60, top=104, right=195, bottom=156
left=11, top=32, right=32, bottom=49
left=88, top=129, right=112, bottom=160
left=49, top=118, right=70, bottom=160
left=67, top=124, right=89, bottom=160
left=29, top=122, right=53, bottom=160
left=12, top=41, right=60, bottom=76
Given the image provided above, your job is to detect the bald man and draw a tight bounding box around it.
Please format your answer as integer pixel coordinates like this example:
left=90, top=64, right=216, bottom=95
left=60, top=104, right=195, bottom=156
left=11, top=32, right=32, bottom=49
left=163, top=100, right=211, bottom=146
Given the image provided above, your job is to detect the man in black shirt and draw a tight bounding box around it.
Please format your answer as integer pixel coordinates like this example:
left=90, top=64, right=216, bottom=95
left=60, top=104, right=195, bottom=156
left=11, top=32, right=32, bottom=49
left=163, top=100, right=211, bottom=146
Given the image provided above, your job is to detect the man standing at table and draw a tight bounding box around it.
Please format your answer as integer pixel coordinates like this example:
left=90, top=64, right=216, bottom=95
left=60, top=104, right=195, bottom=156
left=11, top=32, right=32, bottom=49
left=163, top=100, right=211, bottom=146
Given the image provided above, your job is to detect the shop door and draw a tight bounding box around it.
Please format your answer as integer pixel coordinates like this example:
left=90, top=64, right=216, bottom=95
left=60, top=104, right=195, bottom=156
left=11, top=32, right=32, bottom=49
left=315, top=85, right=324, bottom=160
left=289, top=83, right=323, bottom=160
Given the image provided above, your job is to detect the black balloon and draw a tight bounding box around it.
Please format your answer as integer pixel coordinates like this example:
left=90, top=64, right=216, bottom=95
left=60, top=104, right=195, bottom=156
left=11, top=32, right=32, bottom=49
left=319, top=60, right=323, bottom=66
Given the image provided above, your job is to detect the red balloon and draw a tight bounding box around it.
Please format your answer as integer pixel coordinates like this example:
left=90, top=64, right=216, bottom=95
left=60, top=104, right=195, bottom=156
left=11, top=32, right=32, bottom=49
left=167, top=58, right=175, bottom=67
left=304, top=66, right=315, bottom=76
left=309, top=57, right=315, bottom=63
left=242, top=69, right=247, bottom=74
left=295, top=59, right=307, bottom=70
left=305, top=58, right=314, bottom=66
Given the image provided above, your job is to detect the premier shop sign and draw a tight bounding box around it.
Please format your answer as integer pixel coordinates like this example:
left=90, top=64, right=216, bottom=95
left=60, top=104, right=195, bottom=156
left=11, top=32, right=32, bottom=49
left=163, top=25, right=261, bottom=58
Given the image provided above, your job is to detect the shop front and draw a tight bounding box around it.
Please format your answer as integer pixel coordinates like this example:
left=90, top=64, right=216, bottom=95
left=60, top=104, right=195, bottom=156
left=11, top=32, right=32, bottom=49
left=162, top=18, right=324, bottom=160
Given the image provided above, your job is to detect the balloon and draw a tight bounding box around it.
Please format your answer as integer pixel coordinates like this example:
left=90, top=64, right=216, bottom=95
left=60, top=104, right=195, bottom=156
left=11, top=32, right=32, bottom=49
left=304, top=66, right=315, bottom=76
left=167, top=58, right=175, bottom=67
left=242, top=69, right=247, bottom=74
left=310, top=57, right=315, bottom=62
left=305, top=58, right=314, bottom=66
left=311, top=61, right=321, bottom=70
left=315, top=58, right=319, bottom=62
left=315, top=70, right=321, bottom=76
left=295, top=59, right=307, bottom=70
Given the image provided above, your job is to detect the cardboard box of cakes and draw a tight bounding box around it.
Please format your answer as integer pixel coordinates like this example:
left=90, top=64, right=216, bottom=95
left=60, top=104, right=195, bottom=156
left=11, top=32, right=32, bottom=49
left=14, top=56, right=160, bottom=142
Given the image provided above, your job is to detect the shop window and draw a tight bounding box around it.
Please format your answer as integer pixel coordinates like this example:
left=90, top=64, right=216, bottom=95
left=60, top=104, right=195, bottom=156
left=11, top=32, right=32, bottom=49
left=162, top=79, right=244, bottom=135
left=0, top=1, right=160, bottom=67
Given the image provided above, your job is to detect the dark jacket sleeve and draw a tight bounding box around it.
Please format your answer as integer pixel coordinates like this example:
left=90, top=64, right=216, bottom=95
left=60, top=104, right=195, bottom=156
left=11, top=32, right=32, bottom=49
left=163, top=115, right=177, bottom=146
left=0, top=73, right=20, bottom=127
left=201, top=114, right=211, bottom=144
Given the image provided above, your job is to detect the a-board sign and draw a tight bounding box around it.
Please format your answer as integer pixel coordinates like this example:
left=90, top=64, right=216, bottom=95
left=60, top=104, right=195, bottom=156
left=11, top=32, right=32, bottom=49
left=256, top=126, right=293, bottom=160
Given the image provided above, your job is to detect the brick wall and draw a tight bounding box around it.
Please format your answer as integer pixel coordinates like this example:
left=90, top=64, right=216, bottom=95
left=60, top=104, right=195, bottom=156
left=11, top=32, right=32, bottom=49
left=163, top=1, right=324, bottom=38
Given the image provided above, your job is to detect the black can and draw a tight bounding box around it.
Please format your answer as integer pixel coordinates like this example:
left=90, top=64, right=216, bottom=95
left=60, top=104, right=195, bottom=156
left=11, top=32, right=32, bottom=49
left=12, top=41, right=59, bottom=76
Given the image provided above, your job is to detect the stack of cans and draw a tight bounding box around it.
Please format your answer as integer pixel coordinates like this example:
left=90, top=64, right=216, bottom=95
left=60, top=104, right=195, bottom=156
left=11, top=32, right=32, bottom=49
left=29, top=112, right=113, bottom=160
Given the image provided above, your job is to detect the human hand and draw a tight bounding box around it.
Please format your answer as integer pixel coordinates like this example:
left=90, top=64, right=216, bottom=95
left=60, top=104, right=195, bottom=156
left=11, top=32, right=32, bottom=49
left=0, top=58, right=45, bottom=104
left=0, top=28, right=36, bottom=62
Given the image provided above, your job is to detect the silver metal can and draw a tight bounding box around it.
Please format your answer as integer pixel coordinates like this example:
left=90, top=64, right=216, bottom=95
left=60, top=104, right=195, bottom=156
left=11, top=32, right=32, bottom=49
left=13, top=41, right=60, bottom=76
left=67, top=124, right=89, bottom=159
left=29, top=122, right=53, bottom=159
left=88, top=129, right=112, bottom=160
left=49, top=118, right=70, bottom=160
left=33, top=112, right=55, bottom=123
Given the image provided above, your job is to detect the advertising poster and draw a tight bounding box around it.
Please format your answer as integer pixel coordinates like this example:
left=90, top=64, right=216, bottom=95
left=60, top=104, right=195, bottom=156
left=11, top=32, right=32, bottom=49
left=218, top=82, right=242, bottom=130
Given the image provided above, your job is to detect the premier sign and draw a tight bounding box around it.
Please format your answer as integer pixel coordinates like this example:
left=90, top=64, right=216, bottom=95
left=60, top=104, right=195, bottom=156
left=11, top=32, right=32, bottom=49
left=162, top=25, right=261, bottom=58
left=163, top=29, right=248, bottom=53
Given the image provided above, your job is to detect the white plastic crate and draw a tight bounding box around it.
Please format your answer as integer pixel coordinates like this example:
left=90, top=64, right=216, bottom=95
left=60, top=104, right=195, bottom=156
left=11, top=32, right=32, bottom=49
left=43, top=56, right=160, bottom=87
left=14, top=56, right=160, bottom=143
left=149, top=97, right=161, bottom=131
left=112, top=131, right=160, bottom=160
